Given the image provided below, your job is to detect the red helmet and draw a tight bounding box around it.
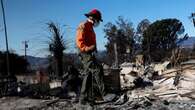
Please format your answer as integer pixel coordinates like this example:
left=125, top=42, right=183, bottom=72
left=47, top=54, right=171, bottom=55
left=85, top=9, right=103, bottom=22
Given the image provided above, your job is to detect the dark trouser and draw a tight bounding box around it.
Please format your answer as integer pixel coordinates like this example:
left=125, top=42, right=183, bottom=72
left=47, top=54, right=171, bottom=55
left=79, top=52, right=105, bottom=104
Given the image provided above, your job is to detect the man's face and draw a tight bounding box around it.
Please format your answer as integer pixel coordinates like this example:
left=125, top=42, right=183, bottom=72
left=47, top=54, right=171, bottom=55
left=88, top=16, right=101, bottom=27
left=93, top=19, right=100, bottom=27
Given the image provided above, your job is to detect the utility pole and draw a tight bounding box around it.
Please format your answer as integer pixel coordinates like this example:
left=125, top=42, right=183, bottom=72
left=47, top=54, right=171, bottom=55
left=1, top=0, right=10, bottom=76
left=190, top=13, right=195, bottom=28
left=192, top=13, right=195, bottom=27
left=22, top=41, right=29, bottom=59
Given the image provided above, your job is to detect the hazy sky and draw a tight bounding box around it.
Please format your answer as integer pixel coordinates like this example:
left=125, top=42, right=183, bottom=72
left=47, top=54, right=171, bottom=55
left=0, top=0, right=195, bottom=57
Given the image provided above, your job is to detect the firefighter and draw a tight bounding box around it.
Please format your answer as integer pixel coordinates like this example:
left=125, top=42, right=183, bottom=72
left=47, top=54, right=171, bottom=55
left=76, top=9, right=105, bottom=105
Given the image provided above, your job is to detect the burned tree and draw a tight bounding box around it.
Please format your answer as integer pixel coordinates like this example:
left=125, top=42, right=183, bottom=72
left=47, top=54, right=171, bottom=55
left=104, top=16, right=135, bottom=65
left=142, top=19, right=188, bottom=63
left=133, top=19, right=151, bottom=61
left=136, top=19, right=151, bottom=44
left=47, top=22, right=66, bottom=78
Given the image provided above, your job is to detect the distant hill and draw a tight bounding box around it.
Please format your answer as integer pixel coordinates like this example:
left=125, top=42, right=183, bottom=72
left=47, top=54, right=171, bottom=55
left=26, top=56, right=49, bottom=70
left=180, top=37, right=195, bottom=48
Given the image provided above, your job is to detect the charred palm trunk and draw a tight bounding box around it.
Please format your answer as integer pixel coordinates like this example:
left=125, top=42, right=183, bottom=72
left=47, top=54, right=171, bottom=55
left=55, top=56, right=63, bottom=78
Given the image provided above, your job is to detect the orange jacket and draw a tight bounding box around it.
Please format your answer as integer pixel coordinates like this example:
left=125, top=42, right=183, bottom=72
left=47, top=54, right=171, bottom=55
left=76, top=21, right=96, bottom=52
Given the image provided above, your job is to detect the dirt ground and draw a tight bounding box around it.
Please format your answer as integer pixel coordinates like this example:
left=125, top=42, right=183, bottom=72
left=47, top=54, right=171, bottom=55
left=1, top=97, right=195, bottom=110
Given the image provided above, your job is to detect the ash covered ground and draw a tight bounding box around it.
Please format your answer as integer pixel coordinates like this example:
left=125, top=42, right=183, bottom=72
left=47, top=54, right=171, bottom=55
left=1, top=96, right=195, bottom=110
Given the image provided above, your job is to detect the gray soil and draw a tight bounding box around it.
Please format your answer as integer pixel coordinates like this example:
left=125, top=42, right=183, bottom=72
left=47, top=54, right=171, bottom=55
left=1, top=97, right=195, bottom=110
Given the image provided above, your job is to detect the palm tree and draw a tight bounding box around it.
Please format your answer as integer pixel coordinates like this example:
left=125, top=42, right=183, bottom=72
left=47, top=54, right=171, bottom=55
left=47, top=22, right=65, bottom=78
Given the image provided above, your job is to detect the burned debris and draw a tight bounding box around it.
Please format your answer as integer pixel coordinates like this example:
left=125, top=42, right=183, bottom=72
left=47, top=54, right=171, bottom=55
left=1, top=57, right=195, bottom=110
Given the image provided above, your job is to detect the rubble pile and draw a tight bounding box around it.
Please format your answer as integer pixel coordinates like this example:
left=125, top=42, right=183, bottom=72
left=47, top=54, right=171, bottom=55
left=120, top=60, right=195, bottom=102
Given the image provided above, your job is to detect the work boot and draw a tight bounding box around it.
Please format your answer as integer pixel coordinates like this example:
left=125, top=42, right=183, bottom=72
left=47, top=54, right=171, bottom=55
left=94, top=96, right=104, bottom=104
left=103, top=93, right=117, bottom=102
